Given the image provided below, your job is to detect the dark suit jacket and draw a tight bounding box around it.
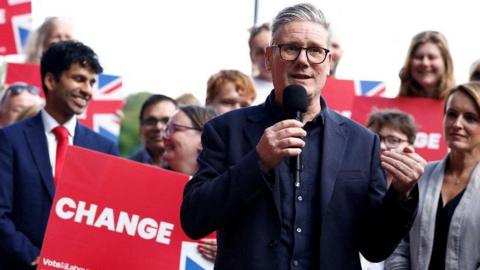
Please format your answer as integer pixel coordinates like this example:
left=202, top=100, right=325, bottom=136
left=0, top=113, right=118, bottom=269
left=181, top=96, right=418, bottom=269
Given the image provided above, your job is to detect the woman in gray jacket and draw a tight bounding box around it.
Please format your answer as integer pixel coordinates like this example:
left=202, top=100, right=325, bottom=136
left=386, top=81, right=480, bottom=270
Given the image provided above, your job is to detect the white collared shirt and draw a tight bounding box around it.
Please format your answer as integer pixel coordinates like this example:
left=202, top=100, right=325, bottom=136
left=41, top=109, right=77, bottom=177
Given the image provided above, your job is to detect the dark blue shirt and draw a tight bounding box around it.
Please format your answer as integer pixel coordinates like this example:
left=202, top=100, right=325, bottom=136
left=269, top=98, right=326, bottom=270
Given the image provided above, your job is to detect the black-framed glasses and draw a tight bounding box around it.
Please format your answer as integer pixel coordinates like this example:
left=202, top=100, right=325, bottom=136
left=164, top=123, right=202, bottom=138
left=378, top=135, right=409, bottom=148
left=141, top=116, right=170, bottom=127
left=271, top=44, right=330, bottom=64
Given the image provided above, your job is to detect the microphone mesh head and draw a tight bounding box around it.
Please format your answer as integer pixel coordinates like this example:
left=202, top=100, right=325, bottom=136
left=283, top=84, right=308, bottom=113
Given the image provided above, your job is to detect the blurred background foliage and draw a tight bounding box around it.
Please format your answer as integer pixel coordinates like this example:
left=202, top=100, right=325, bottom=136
left=118, top=92, right=151, bottom=157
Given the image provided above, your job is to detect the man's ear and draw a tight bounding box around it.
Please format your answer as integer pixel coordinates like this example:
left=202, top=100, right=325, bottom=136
left=265, top=46, right=273, bottom=72
left=44, top=72, right=56, bottom=95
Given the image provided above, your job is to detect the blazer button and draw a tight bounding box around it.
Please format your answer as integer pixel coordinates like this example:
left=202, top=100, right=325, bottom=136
left=268, top=240, right=278, bottom=248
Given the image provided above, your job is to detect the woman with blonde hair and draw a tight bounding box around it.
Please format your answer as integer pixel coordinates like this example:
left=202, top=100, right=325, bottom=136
left=25, top=17, right=74, bottom=63
left=398, top=31, right=455, bottom=100
left=387, top=81, right=480, bottom=269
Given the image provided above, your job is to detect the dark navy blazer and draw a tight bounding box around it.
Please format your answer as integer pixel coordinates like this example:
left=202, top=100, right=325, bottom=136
left=0, top=113, right=118, bottom=269
left=181, top=96, right=417, bottom=270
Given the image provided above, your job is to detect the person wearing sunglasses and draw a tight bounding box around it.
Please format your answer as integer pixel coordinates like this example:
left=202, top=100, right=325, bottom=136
left=0, top=83, right=42, bottom=128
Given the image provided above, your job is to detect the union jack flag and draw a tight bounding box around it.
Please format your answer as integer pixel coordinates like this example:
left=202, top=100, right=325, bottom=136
left=354, top=80, right=385, bottom=97
left=79, top=74, right=125, bottom=144
left=322, top=77, right=386, bottom=118
left=179, top=241, right=214, bottom=270
left=0, top=0, right=32, bottom=55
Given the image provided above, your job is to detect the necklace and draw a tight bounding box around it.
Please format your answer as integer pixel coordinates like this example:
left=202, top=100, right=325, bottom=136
left=452, top=179, right=461, bottom=185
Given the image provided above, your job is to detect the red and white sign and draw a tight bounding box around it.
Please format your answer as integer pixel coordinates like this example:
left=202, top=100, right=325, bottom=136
left=322, top=78, right=356, bottom=118
left=351, top=96, right=447, bottom=161
left=40, top=146, right=214, bottom=270
left=322, top=77, right=386, bottom=118
left=4, top=62, right=43, bottom=95
left=0, top=0, right=31, bottom=55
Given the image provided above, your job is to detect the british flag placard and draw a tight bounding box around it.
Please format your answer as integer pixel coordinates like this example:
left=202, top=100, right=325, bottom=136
left=179, top=241, right=214, bottom=270
left=322, top=77, right=386, bottom=118
left=353, top=80, right=386, bottom=97
left=78, top=73, right=125, bottom=144
left=0, top=0, right=32, bottom=55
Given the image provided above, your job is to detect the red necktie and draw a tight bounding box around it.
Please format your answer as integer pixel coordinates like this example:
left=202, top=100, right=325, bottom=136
left=52, top=126, right=69, bottom=185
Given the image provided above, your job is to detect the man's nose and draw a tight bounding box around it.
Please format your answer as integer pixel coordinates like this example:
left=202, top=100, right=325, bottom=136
left=155, top=122, right=167, bottom=132
left=296, top=48, right=309, bottom=64
left=380, top=141, right=388, bottom=151
left=80, top=82, right=93, bottom=99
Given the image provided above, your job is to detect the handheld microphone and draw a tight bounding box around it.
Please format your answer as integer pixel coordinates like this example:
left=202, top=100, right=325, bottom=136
left=283, top=85, right=308, bottom=188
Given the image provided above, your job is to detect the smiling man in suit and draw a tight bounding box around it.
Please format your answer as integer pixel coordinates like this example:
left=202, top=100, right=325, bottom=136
left=0, top=41, right=118, bottom=269
left=181, top=3, right=427, bottom=270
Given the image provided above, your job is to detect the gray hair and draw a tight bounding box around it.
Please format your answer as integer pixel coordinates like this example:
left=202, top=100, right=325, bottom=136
left=271, top=3, right=329, bottom=45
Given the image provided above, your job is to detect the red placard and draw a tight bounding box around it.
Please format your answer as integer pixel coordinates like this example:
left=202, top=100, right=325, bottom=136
left=39, top=146, right=214, bottom=270
left=322, top=77, right=355, bottom=118
left=322, top=77, right=386, bottom=118
left=351, top=96, right=447, bottom=161
left=0, top=0, right=31, bottom=55
left=4, top=62, right=43, bottom=95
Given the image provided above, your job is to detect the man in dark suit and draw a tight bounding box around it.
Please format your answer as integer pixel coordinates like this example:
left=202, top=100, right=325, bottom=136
left=181, top=3, right=426, bottom=269
left=129, top=94, right=177, bottom=167
left=0, top=41, right=118, bottom=269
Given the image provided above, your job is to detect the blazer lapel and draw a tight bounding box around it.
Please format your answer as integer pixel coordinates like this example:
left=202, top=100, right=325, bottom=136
left=243, top=109, right=269, bottom=149
left=25, top=113, right=55, bottom=199
left=320, top=110, right=348, bottom=219
left=74, top=123, right=101, bottom=150
left=73, top=122, right=88, bottom=147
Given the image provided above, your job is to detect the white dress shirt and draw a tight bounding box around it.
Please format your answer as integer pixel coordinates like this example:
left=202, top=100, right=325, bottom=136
left=41, top=109, right=77, bottom=177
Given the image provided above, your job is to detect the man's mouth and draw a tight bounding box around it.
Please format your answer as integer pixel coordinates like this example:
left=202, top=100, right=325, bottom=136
left=73, top=96, right=88, bottom=107
left=291, top=73, right=312, bottom=79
